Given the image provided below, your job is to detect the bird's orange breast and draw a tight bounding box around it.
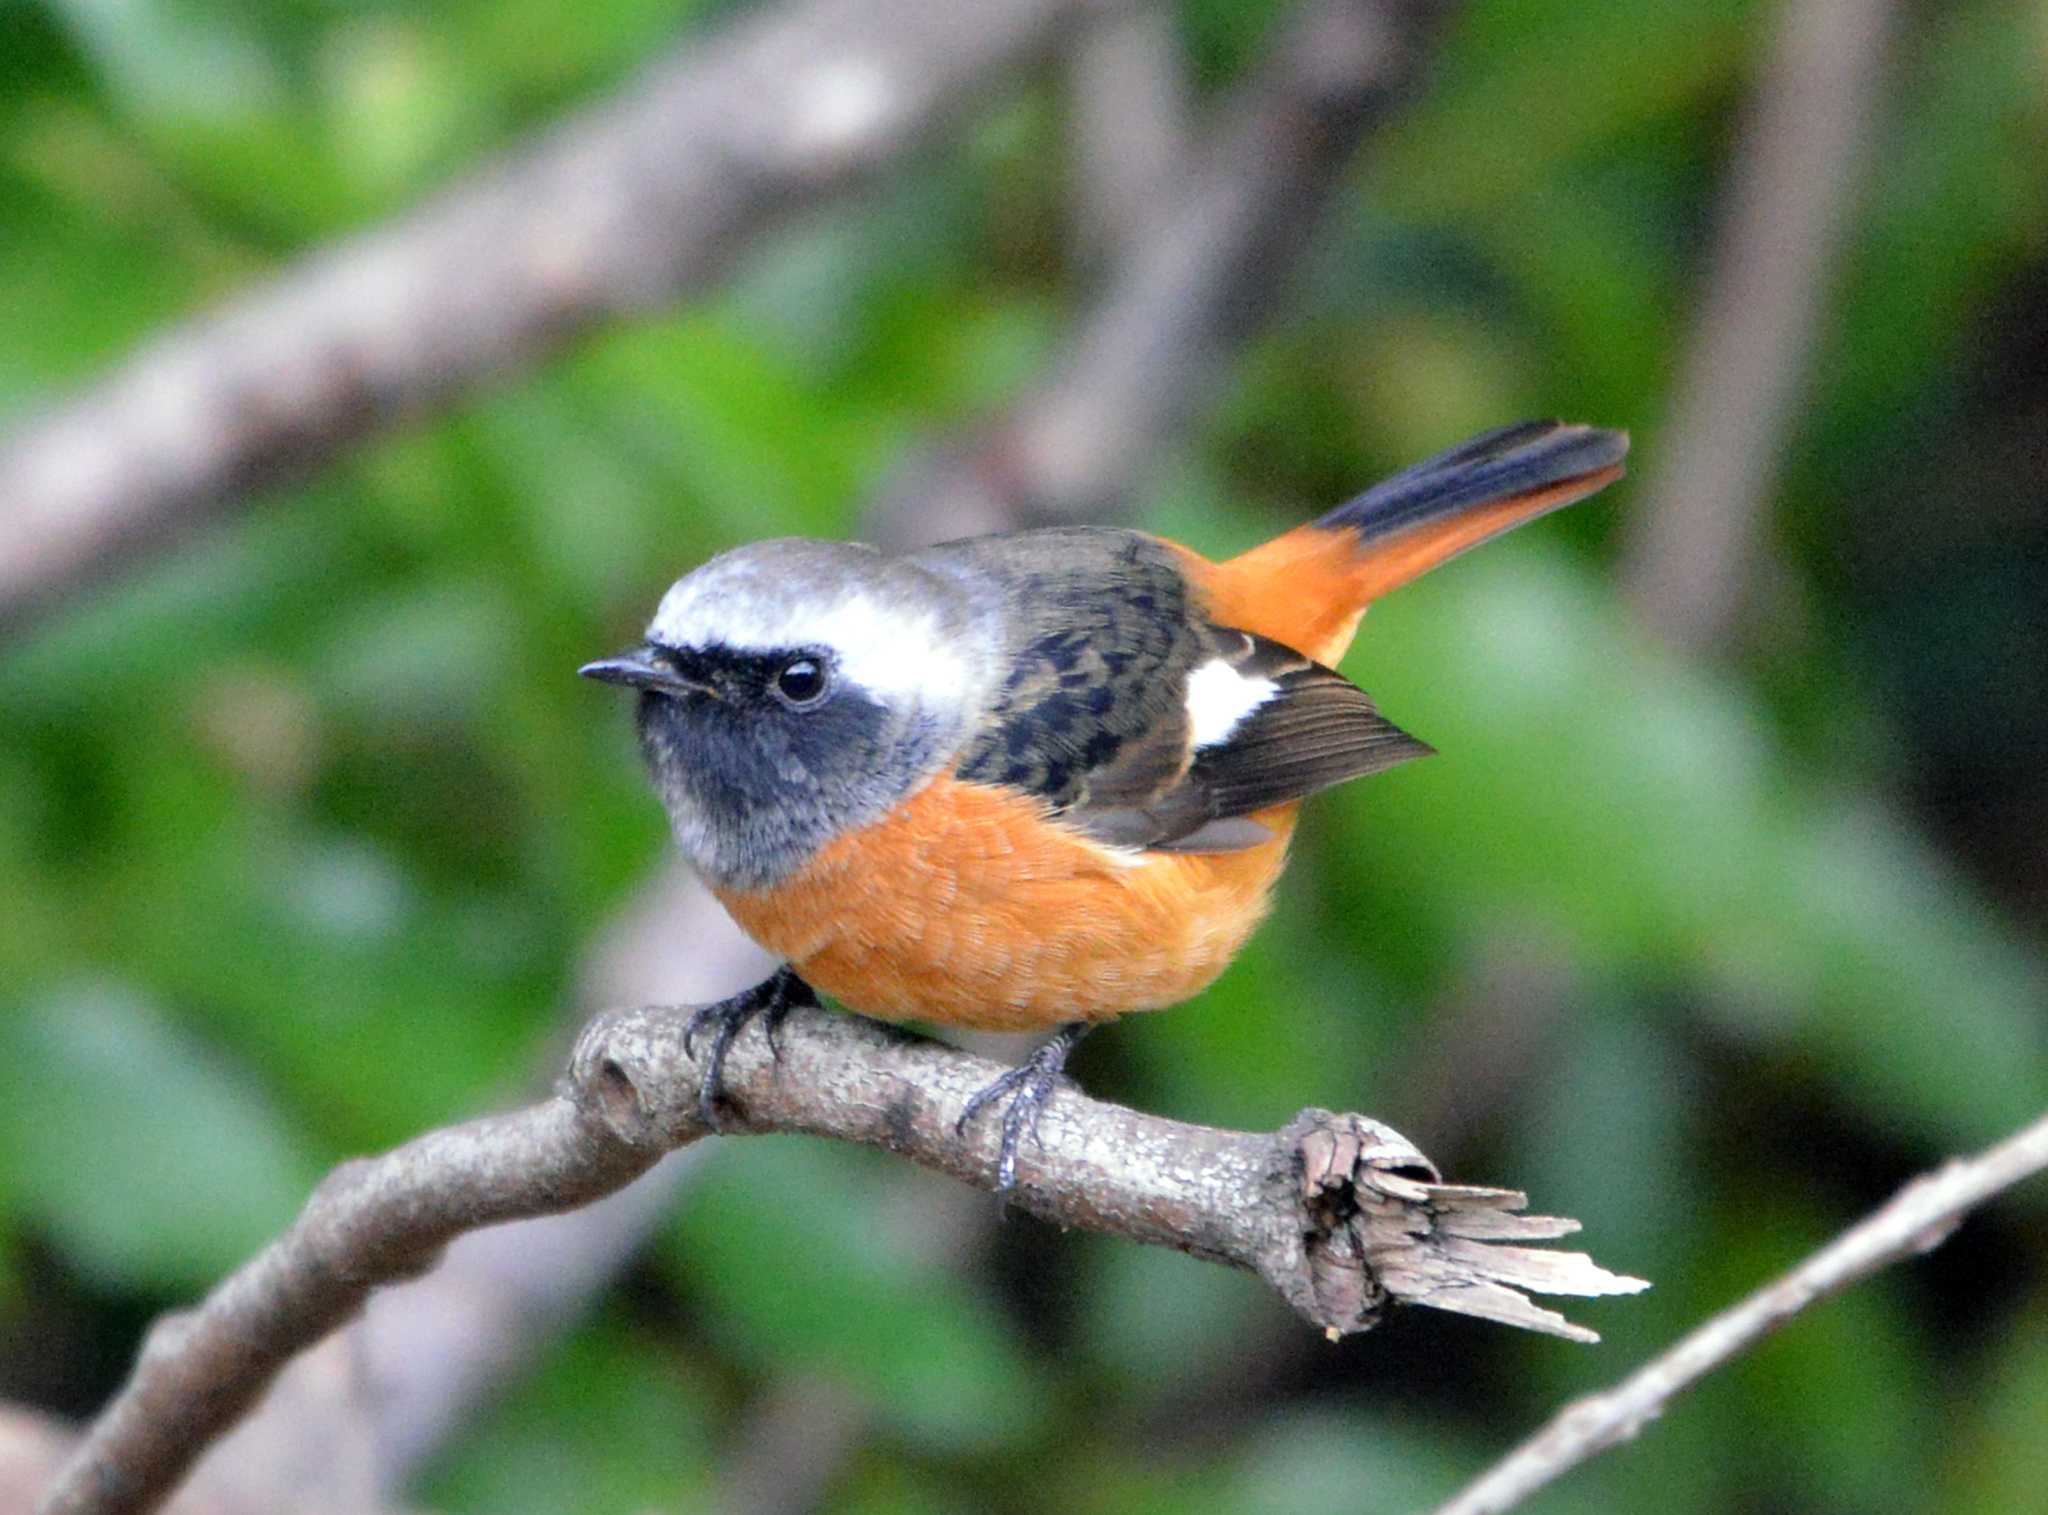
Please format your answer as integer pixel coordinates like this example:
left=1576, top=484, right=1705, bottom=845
left=712, top=774, right=1297, bottom=1033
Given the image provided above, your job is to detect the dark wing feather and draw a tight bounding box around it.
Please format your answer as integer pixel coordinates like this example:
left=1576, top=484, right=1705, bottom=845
left=925, top=531, right=1428, bottom=855
left=944, top=531, right=1204, bottom=815
left=1184, top=659, right=1430, bottom=817
left=1068, top=630, right=1432, bottom=853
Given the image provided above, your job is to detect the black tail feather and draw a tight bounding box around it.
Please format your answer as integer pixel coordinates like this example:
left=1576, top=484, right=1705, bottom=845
left=1317, top=420, right=1629, bottom=545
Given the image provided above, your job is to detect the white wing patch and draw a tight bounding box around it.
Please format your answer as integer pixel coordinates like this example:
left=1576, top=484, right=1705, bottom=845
left=1184, top=658, right=1278, bottom=749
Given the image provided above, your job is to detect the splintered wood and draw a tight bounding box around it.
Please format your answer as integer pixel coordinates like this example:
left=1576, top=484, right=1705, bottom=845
left=1289, top=1111, right=1650, bottom=1342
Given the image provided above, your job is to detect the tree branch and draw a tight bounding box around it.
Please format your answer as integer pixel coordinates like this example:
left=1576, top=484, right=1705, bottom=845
left=1428, top=1109, right=2048, bottom=1515
left=37, top=1000, right=1645, bottom=1515
left=0, top=0, right=1131, bottom=632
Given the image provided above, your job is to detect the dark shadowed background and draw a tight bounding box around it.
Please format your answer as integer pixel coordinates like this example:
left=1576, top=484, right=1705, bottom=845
left=2, top=0, right=2046, bottom=1512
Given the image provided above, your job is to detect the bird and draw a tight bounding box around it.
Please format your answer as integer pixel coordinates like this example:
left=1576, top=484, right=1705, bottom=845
left=582, top=419, right=1628, bottom=1192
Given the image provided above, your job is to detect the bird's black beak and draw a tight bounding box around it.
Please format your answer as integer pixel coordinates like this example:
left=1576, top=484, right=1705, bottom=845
left=578, top=645, right=714, bottom=699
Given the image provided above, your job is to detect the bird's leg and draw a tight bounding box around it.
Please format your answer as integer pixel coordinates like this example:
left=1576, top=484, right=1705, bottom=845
left=683, top=964, right=818, bottom=1132
left=955, top=1021, right=1092, bottom=1198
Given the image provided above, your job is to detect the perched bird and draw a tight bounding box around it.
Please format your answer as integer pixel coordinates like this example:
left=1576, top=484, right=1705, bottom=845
left=583, top=419, right=1628, bottom=1190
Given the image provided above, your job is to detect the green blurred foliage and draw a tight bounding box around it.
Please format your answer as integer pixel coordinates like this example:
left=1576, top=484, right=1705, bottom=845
left=3, top=0, right=2047, bottom=1511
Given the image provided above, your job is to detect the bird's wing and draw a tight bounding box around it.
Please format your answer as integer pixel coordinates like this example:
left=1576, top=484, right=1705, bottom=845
left=945, top=529, right=1211, bottom=817
left=1062, top=627, right=1432, bottom=854
left=931, top=528, right=1427, bottom=854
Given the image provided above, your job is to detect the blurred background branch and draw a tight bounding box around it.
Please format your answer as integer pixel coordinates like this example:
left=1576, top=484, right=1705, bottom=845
left=1622, top=0, right=1898, bottom=654
left=1066, top=8, right=1191, bottom=267
left=0, top=0, right=1129, bottom=630
left=868, top=0, right=1447, bottom=543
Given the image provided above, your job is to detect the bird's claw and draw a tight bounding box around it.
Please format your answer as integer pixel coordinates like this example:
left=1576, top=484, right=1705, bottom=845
left=685, top=967, right=816, bottom=1133
left=955, top=1022, right=1090, bottom=1202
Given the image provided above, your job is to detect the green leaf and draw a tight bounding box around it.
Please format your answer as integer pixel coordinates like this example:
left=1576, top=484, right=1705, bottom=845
left=0, top=980, right=317, bottom=1290
left=666, top=1139, right=1050, bottom=1451
left=1348, top=547, right=2048, bottom=1145
left=420, top=1307, right=720, bottom=1515
left=1941, top=1295, right=2048, bottom=1515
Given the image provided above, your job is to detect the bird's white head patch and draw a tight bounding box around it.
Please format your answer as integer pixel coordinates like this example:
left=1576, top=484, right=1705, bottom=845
left=647, top=538, right=986, bottom=709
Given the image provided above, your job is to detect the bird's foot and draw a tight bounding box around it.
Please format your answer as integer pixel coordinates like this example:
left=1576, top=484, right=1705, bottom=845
left=955, top=1022, right=1092, bottom=1199
left=683, top=965, right=818, bottom=1132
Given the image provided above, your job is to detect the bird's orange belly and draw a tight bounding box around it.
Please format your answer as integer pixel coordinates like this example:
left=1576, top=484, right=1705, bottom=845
left=712, top=774, right=1296, bottom=1033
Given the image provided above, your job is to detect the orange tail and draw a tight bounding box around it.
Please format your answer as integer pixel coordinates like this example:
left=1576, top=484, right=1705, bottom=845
left=1199, top=420, right=1628, bottom=665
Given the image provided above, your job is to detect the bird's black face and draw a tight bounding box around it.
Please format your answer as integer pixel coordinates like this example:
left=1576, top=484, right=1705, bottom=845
left=586, top=639, right=944, bottom=890
left=582, top=642, right=834, bottom=709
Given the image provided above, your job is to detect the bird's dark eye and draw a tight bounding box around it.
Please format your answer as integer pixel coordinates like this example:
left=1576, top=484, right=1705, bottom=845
left=773, top=655, right=829, bottom=708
